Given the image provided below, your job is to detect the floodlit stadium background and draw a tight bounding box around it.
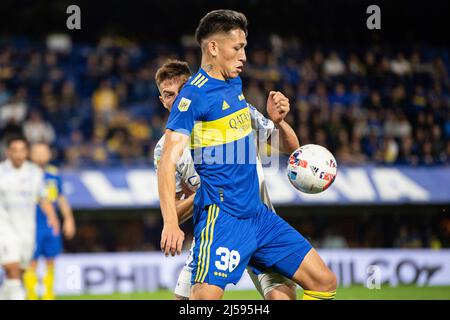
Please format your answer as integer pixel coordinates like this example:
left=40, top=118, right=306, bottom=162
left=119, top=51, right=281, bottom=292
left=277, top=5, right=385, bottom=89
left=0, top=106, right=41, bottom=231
left=0, top=0, right=449, bottom=299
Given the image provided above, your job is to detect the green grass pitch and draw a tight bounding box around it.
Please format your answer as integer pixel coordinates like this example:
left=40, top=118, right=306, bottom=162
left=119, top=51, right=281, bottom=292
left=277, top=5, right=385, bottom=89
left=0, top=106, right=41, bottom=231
left=57, top=286, right=450, bottom=300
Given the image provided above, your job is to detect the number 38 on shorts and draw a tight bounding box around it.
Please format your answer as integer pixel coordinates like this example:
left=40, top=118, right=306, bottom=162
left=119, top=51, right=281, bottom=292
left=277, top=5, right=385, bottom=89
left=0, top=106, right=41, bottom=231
left=215, top=247, right=240, bottom=273
left=191, top=204, right=250, bottom=287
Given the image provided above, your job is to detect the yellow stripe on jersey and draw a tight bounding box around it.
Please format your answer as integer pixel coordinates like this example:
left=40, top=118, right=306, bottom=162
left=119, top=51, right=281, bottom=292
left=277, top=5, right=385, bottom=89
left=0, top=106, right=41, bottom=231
left=46, top=182, right=59, bottom=202
left=197, top=77, right=209, bottom=88
left=192, top=75, right=205, bottom=86
left=190, top=73, right=203, bottom=85
left=190, top=107, right=252, bottom=149
left=200, top=205, right=219, bottom=283
left=195, top=205, right=213, bottom=282
left=46, top=165, right=59, bottom=175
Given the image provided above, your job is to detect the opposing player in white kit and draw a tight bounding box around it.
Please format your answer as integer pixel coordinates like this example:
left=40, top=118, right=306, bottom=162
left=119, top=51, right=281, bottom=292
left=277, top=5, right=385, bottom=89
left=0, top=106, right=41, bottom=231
left=0, top=137, right=60, bottom=300
left=154, top=60, right=300, bottom=300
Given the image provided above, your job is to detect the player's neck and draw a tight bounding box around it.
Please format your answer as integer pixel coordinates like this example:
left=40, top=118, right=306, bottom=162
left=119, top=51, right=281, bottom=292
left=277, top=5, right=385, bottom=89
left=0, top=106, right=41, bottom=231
left=200, top=60, right=226, bottom=81
left=9, top=160, right=24, bottom=169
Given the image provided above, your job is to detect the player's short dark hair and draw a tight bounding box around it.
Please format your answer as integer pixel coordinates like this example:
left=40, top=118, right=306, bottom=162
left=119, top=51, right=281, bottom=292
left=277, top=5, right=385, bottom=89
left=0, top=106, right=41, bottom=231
left=155, top=60, right=191, bottom=88
left=6, top=135, right=29, bottom=148
left=195, top=10, right=248, bottom=45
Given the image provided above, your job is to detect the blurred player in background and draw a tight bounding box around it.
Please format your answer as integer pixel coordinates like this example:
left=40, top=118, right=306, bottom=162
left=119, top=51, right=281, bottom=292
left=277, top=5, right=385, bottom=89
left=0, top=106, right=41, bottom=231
left=154, top=60, right=299, bottom=299
left=23, top=143, right=76, bottom=300
left=0, top=137, right=60, bottom=300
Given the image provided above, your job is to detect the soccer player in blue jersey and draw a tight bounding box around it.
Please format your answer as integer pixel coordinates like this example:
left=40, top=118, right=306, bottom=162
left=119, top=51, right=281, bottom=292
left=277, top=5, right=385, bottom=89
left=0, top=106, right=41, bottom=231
left=155, top=60, right=299, bottom=300
left=158, top=10, right=336, bottom=300
left=23, top=143, right=76, bottom=300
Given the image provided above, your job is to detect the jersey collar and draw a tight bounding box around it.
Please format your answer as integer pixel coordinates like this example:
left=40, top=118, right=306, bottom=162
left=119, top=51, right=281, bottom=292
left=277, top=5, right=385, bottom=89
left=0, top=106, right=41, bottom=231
left=199, top=68, right=234, bottom=85
left=4, top=159, right=27, bottom=171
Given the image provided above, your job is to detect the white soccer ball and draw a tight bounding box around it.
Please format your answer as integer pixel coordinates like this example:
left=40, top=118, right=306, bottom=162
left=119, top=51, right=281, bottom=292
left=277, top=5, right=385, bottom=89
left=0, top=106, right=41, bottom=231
left=287, top=144, right=337, bottom=194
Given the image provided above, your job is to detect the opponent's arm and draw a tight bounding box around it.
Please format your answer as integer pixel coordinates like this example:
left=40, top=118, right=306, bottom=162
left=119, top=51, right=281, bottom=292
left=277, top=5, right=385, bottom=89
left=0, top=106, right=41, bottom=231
left=176, top=193, right=195, bottom=225
left=273, top=120, right=299, bottom=154
left=58, top=195, right=76, bottom=240
left=158, top=129, right=189, bottom=256
left=266, top=91, right=299, bottom=154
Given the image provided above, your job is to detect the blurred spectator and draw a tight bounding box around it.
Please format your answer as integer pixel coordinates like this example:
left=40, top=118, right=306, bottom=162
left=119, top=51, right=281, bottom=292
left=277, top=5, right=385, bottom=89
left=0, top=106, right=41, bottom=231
left=60, top=80, right=80, bottom=110
left=0, top=89, right=28, bottom=127
left=390, top=53, right=411, bottom=76
left=92, top=80, right=118, bottom=122
left=23, top=110, right=56, bottom=144
left=244, top=80, right=265, bottom=112
left=324, top=51, right=346, bottom=77
left=0, top=81, right=11, bottom=106
left=40, top=82, right=59, bottom=113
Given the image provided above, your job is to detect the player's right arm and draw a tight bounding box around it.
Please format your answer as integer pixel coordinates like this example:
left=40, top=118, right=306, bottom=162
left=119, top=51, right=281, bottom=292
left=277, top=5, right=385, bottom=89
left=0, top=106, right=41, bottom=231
left=158, top=86, right=206, bottom=257
left=158, top=130, right=189, bottom=256
left=154, top=139, right=196, bottom=226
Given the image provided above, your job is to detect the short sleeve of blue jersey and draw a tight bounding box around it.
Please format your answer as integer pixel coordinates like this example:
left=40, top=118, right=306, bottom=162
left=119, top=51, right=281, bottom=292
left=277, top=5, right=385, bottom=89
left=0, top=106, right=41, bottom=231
left=166, top=86, right=207, bottom=136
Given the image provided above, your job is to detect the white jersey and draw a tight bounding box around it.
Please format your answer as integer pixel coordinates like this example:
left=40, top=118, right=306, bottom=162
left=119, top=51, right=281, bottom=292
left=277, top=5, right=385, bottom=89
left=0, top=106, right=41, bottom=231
left=0, top=160, right=47, bottom=268
left=0, top=160, right=46, bottom=239
left=154, top=135, right=200, bottom=195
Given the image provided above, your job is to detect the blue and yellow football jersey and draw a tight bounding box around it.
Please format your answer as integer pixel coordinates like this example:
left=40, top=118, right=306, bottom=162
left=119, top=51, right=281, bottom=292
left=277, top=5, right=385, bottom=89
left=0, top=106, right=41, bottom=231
left=36, top=165, right=62, bottom=228
left=167, top=69, right=313, bottom=288
left=34, top=165, right=63, bottom=259
left=166, top=69, right=263, bottom=218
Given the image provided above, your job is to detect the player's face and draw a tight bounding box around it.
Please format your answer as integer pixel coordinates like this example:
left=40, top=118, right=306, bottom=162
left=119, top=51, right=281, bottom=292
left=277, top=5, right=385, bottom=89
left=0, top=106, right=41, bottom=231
left=7, top=141, right=28, bottom=168
left=159, top=77, right=188, bottom=111
left=30, top=144, right=51, bottom=167
left=214, top=29, right=247, bottom=79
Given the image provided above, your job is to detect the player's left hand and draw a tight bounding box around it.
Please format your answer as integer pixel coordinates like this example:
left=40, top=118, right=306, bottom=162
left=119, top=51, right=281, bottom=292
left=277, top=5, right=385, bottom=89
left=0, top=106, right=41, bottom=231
left=47, top=214, right=60, bottom=236
left=266, top=91, right=290, bottom=124
left=63, top=218, right=76, bottom=240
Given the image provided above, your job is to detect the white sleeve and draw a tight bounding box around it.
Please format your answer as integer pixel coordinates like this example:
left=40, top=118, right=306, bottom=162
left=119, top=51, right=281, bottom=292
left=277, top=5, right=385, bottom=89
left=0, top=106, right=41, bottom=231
left=176, top=147, right=199, bottom=192
left=36, top=168, right=47, bottom=200
left=153, top=141, right=163, bottom=171
left=0, top=201, right=8, bottom=220
left=0, top=182, right=6, bottom=218
left=154, top=137, right=184, bottom=194
left=248, top=103, right=275, bottom=141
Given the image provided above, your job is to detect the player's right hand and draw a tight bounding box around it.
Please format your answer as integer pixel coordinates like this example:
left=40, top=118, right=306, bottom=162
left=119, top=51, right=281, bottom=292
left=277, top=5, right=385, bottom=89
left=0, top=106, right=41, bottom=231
left=161, top=223, right=185, bottom=257
left=63, top=218, right=76, bottom=239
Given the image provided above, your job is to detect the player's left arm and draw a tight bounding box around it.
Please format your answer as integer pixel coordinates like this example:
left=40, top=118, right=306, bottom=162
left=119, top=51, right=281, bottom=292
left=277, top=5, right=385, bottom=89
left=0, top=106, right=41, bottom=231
left=57, top=195, right=76, bottom=240
left=266, top=91, right=299, bottom=154
left=39, top=199, right=60, bottom=236
left=36, top=170, right=60, bottom=235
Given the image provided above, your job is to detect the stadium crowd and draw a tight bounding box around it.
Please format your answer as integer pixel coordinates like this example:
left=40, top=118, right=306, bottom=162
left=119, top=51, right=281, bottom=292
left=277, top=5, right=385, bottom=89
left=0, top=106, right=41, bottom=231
left=0, top=36, right=449, bottom=167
